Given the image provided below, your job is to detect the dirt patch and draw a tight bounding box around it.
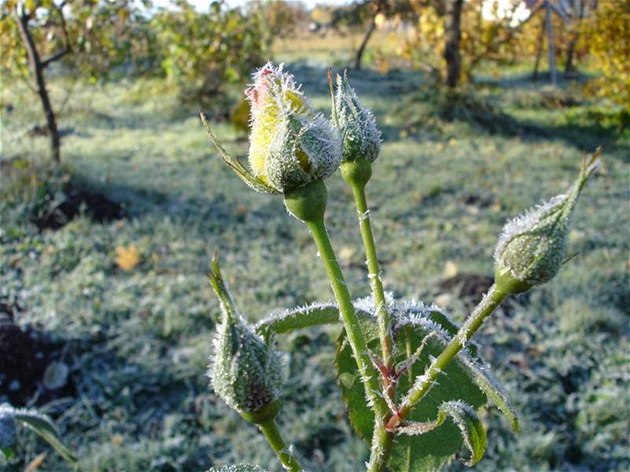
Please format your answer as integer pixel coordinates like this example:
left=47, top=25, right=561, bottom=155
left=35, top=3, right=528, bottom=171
left=33, top=184, right=125, bottom=231
left=438, top=272, right=530, bottom=313
left=438, top=272, right=495, bottom=306
left=0, top=301, right=75, bottom=406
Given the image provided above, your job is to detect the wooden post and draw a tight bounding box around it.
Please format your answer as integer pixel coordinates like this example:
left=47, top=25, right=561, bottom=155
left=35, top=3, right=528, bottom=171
left=545, top=1, right=557, bottom=85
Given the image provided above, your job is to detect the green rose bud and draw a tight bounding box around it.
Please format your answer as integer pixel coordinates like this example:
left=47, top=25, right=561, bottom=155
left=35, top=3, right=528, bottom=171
left=494, top=152, right=601, bottom=294
left=208, top=258, right=283, bottom=424
left=332, top=72, right=381, bottom=164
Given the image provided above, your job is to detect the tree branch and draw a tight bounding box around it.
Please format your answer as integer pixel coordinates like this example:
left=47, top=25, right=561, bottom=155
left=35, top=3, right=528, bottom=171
left=41, top=47, right=69, bottom=68
left=41, top=0, right=71, bottom=68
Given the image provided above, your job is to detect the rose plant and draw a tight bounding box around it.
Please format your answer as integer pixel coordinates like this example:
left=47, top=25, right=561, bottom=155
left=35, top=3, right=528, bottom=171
left=200, top=63, right=601, bottom=472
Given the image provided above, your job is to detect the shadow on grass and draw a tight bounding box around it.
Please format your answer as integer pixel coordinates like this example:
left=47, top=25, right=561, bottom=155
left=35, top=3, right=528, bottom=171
left=398, top=87, right=628, bottom=159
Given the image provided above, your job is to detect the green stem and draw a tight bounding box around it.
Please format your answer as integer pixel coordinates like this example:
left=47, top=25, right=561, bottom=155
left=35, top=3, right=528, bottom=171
left=306, top=218, right=393, bottom=470
left=306, top=219, right=383, bottom=405
left=386, top=283, right=509, bottom=431
left=348, top=180, right=397, bottom=472
left=258, top=420, right=303, bottom=472
left=367, top=429, right=393, bottom=472
left=350, top=181, right=395, bottom=373
left=285, top=181, right=391, bottom=471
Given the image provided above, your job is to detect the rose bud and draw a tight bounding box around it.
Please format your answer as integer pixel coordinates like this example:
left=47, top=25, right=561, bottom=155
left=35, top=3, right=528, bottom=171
left=494, top=151, right=601, bottom=294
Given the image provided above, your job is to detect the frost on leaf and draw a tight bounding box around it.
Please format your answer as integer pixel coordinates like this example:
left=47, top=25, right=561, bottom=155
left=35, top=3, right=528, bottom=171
left=335, top=297, right=518, bottom=471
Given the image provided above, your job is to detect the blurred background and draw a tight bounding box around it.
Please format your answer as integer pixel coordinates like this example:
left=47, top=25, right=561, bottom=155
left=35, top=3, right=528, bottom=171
left=1, top=0, right=628, bottom=471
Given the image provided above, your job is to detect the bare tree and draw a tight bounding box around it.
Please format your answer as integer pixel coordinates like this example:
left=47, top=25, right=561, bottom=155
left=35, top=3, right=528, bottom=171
left=14, top=1, right=70, bottom=164
left=354, top=0, right=386, bottom=70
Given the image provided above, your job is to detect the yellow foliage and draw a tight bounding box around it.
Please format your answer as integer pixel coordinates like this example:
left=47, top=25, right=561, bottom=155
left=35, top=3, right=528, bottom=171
left=115, top=245, right=140, bottom=271
left=580, top=1, right=630, bottom=105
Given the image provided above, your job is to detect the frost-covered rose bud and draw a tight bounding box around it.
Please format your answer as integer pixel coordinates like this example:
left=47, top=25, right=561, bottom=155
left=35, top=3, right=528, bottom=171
left=332, top=72, right=381, bottom=164
left=246, top=63, right=341, bottom=193
left=494, top=153, right=600, bottom=294
left=208, top=258, right=283, bottom=424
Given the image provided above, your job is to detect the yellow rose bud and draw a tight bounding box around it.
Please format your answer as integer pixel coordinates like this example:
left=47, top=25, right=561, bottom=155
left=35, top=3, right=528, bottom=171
left=246, top=63, right=341, bottom=193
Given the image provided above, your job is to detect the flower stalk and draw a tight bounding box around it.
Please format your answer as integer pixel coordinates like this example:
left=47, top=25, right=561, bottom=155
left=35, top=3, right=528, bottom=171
left=284, top=182, right=382, bottom=402
left=342, top=161, right=395, bottom=381
left=306, top=215, right=394, bottom=472
left=284, top=181, right=393, bottom=469
left=257, top=419, right=303, bottom=472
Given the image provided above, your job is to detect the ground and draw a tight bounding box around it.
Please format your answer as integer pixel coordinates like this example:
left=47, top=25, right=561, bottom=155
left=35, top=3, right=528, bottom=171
left=0, top=57, right=628, bottom=471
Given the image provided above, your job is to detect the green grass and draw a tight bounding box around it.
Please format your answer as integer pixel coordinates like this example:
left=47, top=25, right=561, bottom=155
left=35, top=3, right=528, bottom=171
left=1, top=64, right=628, bottom=472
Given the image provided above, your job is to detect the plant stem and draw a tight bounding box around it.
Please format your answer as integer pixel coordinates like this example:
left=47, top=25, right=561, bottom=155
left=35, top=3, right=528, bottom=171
left=306, top=219, right=382, bottom=402
left=350, top=181, right=395, bottom=375
left=306, top=218, right=392, bottom=470
left=349, top=181, right=397, bottom=471
left=386, top=284, right=509, bottom=431
left=258, top=420, right=303, bottom=472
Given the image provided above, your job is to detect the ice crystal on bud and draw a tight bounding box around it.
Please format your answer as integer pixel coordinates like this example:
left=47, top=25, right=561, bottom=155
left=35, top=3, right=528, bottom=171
left=494, top=152, right=600, bottom=293
left=210, top=315, right=282, bottom=419
left=246, top=62, right=341, bottom=193
left=332, top=73, right=381, bottom=163
left=208, top=258, right=282, bottom=423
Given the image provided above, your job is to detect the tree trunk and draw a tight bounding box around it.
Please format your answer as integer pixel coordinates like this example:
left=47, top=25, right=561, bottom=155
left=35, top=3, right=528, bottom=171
left=355, top=15, right=377, bottom=70
left=545, top=1, right=557, bottom=86
left=564, top=0, right=585, bottom=78
left=355, top=0, right=385, bottom=70
left=564, top=36, right=578, bottom=77
left=533, top=15, right=545, bottom=82
left=15, top=8, right=61, bottom=163
left=444, top=0, right=464, bottom=89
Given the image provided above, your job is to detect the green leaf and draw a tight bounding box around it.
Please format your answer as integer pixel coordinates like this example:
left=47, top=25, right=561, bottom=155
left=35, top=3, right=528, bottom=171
left=397, top=301, right=519, bottom=432
left=11, top=407, right=77, bottom=464
left=393, top=401, right=487, bottom=466
left=433, top=401, right=487, bottom=466
left=1, top=446, right=16, bottom=460
left=255, top=301, right=374, bottom=339
left=456, top=354, right=519, bottom=432
left=255, top=302, right=340, bottom=338
left=207, top=465, right=269, bottom=472
left=335, top=303, right=502, bottom=471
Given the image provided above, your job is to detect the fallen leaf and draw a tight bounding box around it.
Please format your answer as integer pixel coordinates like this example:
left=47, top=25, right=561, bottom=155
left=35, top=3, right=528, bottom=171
left=443, top=260, right=459, bottom=278
left=115, top=245, right=140, bottom=271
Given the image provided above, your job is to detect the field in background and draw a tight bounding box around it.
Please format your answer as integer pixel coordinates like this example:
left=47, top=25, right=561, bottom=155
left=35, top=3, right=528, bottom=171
left=272, top=29, right=409, bottom=70
left=1, top=40, right=629, bottom=472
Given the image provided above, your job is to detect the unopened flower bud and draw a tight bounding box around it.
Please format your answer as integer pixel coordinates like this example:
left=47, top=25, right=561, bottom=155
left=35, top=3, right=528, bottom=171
left=332, top=73, right=381, bottom=164
left=246, top=63, right=341, bottom=193
left=494, top=153, right=601, bottom=294
left=208, top=258, right=282, bottom=424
